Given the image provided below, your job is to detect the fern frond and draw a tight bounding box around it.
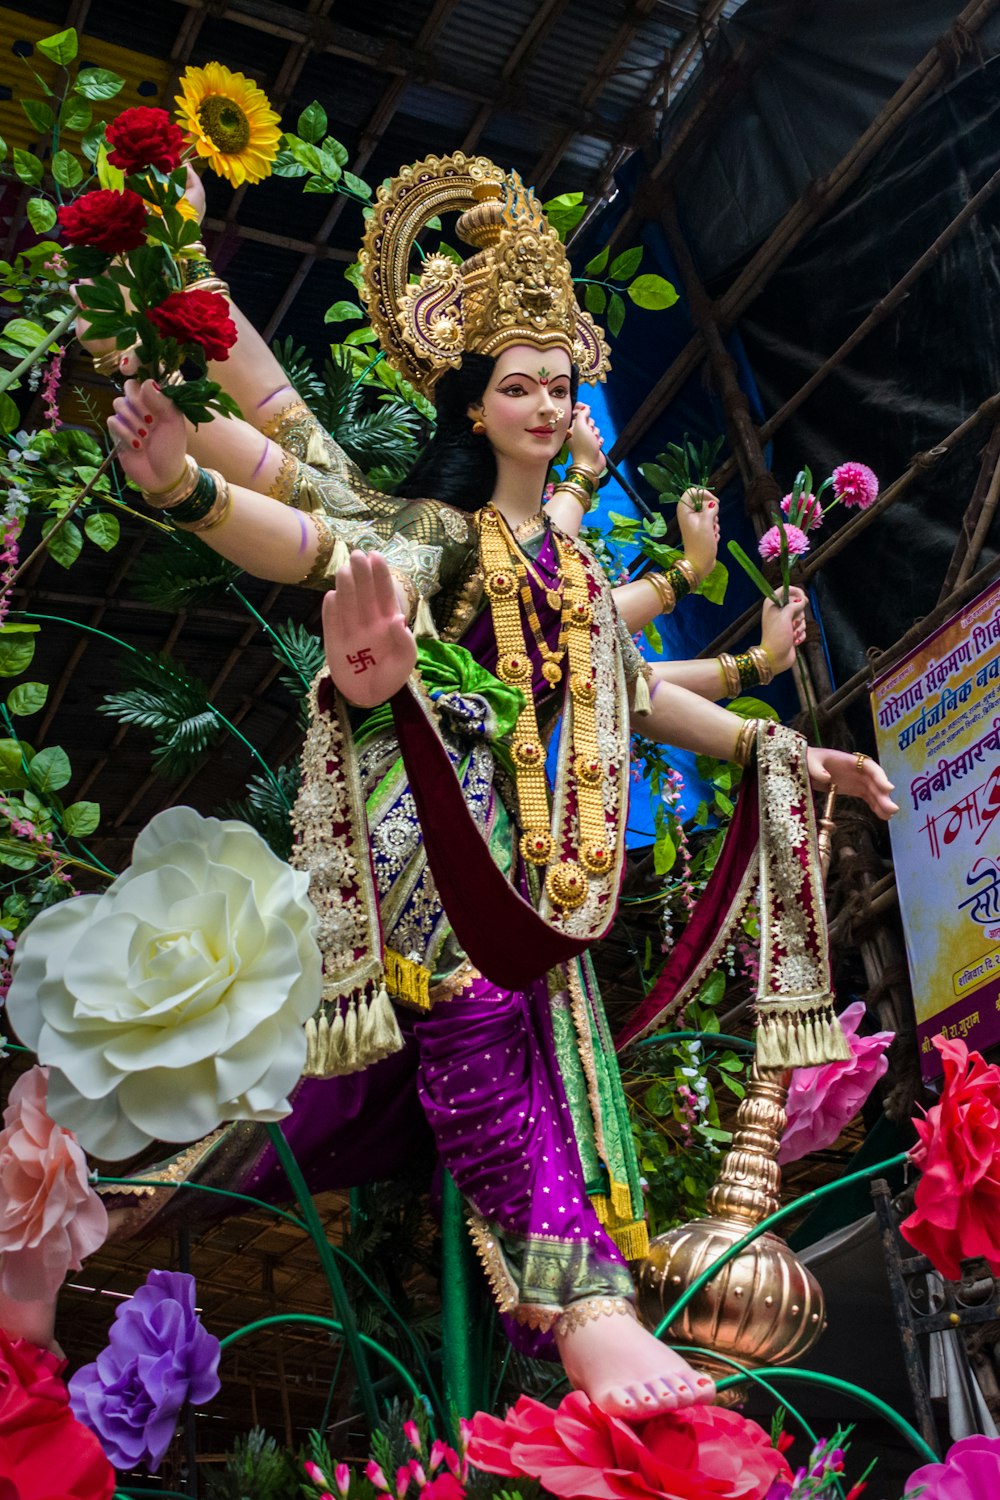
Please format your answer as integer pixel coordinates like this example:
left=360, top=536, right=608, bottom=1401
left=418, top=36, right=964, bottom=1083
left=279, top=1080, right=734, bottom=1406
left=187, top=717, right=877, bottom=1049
left=99, top=653, right=223, bottom=777
left=130, top=535, right=243, bottom=609
left=331, top=399, right=422, bottom=481
left=269, top=619, right=326, bottom=699
left=221, top=761, right=301, bottom=858
left=270, top=335, right=326, bottom=409
left=204, top=1426, right=297, bottom=1500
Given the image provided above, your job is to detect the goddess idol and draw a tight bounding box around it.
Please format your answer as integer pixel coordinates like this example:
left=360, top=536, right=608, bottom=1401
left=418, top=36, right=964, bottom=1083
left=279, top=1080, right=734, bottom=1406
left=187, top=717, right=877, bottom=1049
left=97, top=154, right=895, bottom=1417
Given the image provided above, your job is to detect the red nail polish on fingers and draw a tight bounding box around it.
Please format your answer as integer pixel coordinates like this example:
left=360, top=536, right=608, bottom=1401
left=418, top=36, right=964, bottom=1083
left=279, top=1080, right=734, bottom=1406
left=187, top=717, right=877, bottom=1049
left=143, top=414, right=153, bottom=423
left=131, top=440, right=141, bottom=449
left=152, top=381, right=161, bottom=391
left=137, top=428, right=147, bottom=437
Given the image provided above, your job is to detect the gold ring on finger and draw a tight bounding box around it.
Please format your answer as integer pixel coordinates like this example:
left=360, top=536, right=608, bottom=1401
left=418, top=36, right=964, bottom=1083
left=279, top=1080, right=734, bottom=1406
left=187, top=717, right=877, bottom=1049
left=855, top=751, right=868, bottom=772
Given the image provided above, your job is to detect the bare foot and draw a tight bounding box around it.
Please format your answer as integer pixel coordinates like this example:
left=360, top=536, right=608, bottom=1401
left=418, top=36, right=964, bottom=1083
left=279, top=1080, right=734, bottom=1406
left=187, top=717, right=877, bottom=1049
left=555, top=1303, right=715, bottom=1419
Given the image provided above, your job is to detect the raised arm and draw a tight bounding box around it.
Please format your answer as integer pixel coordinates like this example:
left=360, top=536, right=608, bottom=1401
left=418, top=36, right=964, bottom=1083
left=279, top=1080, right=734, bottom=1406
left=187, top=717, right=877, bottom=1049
left=613, top=488, right=719, bottom=633
left=651, top=588, right=807, bottom=701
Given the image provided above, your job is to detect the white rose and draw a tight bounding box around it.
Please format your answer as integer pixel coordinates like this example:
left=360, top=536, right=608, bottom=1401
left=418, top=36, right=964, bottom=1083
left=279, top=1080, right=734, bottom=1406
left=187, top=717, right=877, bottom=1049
left=7, top=807, right=321, bottom=1161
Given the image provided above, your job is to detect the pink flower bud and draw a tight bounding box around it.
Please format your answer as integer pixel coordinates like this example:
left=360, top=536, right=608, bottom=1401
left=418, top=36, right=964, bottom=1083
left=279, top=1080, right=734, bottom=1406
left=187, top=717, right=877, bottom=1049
left=334, top=1463, right=350, bottom=1498
left=403, top=1419, right=422, bottom=1453
left=395, top=1467, right=410, bottom=1500
left=365, top=1461, right=388, bottom=1491
left=304, top=1461, right=328, bottom=1488
left=408, top=1459, right=427, bottom=1486
left=429, top=1440, right=450, bottom=1473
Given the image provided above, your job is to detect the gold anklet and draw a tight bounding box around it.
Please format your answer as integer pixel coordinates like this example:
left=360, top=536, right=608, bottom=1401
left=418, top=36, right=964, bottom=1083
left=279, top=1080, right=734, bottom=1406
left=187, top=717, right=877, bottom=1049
left=554, top=1296, right=637, bottom=1337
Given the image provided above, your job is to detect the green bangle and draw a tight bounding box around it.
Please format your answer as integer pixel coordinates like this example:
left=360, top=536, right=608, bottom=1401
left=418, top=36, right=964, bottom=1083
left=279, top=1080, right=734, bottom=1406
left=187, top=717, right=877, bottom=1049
left=734, top=649, right=759, bottom=691
left=170, top=467, right=218, bottom=524
left=664, top=564, right=692, bottom=603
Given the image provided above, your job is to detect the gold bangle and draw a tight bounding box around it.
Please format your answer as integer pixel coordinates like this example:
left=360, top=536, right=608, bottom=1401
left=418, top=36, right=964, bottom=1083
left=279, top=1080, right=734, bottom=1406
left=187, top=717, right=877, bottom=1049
left=141, top=454, right=199, bottom=508
left=718, top=652, right=741, bottom=697
left=674, top=556, right=699, bottom=592
left=748, top=644, right=774, bottom=686
left=180, top=472, right=233, bottom=532
left=554, top=480, right=594, bottom=514
left=646, top=573, right=676, bottom=614
left=733, top=717, right=760, bottom=768
left=564, top=464, right=598, bottom=495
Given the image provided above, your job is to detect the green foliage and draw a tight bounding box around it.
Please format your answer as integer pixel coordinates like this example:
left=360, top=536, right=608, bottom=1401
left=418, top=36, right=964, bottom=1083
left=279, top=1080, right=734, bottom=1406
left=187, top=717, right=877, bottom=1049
left=639, top=435, right=725, bottom=508
left=269, top=619, right=325, bottom=699
left=273, top=113, right=370, bottom=200
left=221, top=764, right=300, bottom=861
left=204, top=1426, right=298, bottom=1500
left=99, top=653, right=223, bottom=777
left=542, top=191, right=586, bottom=241
left=0, top=626, right=38, bottom=679
left=574, top=239, right=671, bottom=344
left=128, top=536, right=243, bottom=609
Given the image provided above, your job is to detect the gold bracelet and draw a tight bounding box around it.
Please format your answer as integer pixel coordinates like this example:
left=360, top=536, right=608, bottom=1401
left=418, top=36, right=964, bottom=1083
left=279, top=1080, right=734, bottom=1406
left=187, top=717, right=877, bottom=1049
left=748, top=643, right=774, bottom=686
left=718, top=652, right=741, bottom=697
left=646, top=572, right=676, bottom=614
left=141, top=454, right=199, bottom=508
left=564, top=464, right=599, bottom=496
left=180, top=472, right=233, bottom=533
left=674, top=556, right=699, bottom=592
left=733, top=717, right=760, bottom=768
left=553, top=480, right=594, bottom=514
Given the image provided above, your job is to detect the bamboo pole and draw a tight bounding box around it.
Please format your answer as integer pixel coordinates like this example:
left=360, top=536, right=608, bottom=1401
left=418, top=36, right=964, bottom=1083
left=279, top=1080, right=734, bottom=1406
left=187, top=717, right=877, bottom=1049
left=612, top=0, right=1000, bottom=462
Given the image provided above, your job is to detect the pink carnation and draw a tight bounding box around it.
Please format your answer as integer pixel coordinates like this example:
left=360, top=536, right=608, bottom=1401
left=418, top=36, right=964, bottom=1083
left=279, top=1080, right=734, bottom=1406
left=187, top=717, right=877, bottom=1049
left=758, top=523, right=810, bottom=562
left=780, top=492, right=823, bottom=531
left=0, top=1066, right=108, bottom=1302
left=832, top=461, right=878, bottom=509
left=778, top=1002, right=893, bottom=1164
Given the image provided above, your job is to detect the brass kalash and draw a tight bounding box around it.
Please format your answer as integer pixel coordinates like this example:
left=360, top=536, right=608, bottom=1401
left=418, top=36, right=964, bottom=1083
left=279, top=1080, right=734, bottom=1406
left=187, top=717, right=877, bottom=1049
left=637, top=788, right=841, bottom=1397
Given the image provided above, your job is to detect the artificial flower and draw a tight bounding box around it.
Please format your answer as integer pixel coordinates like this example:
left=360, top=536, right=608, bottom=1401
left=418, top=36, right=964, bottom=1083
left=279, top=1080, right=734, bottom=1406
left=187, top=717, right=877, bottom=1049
left=758, top=523, right=810, bottom=562
left=68, top=1268, right=220, bottom=1471
left=831, top=461, right=879, bottom=510
left=7, top=807, right=322, bottom=1160
left=421, top=1477, right=465, bottom=1500
left=778, top=1001, right=893, bottom=1163
left=57, top=188, right=148, bottom=255
left=0, top=1330, right=115, bottom=1499
left=904, top=1433, right=1000, bottom=1497
left=468, top=1389, right=790, bottom=1500
left=900, top=1035, right=1000, bottom=1279
left=105, top=106, right=185, bottom=176
left=780, top=491, right=823, bottom=531
left=175, top=61, right=281, bottom=187
left=147, top=288, right=238, bottom=363
left=0, top=1065, right=108, bottom=1302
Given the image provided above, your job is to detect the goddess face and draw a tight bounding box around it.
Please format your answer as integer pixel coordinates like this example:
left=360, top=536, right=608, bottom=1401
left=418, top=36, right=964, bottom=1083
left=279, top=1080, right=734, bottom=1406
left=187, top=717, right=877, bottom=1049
left=472, top=344, right=573, bottom=466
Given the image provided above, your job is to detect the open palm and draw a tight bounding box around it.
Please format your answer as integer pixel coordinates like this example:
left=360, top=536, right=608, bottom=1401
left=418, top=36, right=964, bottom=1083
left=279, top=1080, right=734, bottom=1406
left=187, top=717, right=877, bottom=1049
left=322, top=551, right=416, bottom=708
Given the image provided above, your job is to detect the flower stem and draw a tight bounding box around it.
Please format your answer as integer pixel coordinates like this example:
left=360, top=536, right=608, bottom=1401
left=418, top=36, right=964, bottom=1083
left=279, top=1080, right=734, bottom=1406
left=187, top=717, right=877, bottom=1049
left=264, top=1122, right=381, bottom=1430
left=653, top=1149, right=910, bottom=1340
left=0, top=305, right=76, bottom=396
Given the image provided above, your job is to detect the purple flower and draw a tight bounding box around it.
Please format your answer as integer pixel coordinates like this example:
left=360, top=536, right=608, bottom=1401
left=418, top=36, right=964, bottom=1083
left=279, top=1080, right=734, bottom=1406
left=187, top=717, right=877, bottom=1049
left=68, top=1269, right=220, bottom=1470
left=905, top=1434, right=1000, bottom=1497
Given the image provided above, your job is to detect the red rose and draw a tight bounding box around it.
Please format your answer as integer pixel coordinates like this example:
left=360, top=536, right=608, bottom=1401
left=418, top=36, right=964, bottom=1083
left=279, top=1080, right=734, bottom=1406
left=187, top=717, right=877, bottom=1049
left=901, top=1035, right=1000, bottom=1279
left=106, top=106, right=185, bottom=176
left=147, top=287, right=237, bottom=362
left=468, top=1390, right=791, bottom=1500
left=57, top=188, right=148, bottom=255
left=0, top=1331, right=114, bottom=1499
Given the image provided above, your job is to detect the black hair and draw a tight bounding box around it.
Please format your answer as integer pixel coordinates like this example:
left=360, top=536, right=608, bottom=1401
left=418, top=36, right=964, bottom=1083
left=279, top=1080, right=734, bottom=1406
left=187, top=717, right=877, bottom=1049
left=395, top=352, right=580, bottom=513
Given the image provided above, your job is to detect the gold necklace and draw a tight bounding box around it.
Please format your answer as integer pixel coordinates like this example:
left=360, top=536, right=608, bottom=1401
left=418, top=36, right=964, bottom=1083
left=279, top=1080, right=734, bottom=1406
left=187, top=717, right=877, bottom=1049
left=493, top=510, right=567, bottom=683
left=480, top=505, right=612, bottom=912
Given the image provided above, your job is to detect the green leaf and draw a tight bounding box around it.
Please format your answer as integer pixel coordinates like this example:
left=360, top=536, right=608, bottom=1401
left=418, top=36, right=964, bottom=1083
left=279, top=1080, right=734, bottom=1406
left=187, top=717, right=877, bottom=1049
left=51, top=149, right=83, bottom=189
left=642, top=619, right=663, bottom=653
left=0, top=629, right=36, bottom=678
left=37, top=28, right=78, bottom=65
left=12, top=150, right=43, bottom=187
left=74, top=67, right=125, bottom=101
left=271, top=148, right=309, bottom=179
left=323, top=137, right=349, bottom=168
left=42, top=517, right=83, bottom=569
left=610, top=246, right=643, bottom=281
left=77, top=277, right=126, bottom=314
left=607, top=290, right=626, bottom=338
left=0, top=394, right=20, bottom=434
left=697, top=559, right=728, bottom=605
left=698, top=969, right=727, bottom=1008
left=7, top=682, right=47, bottom=716
left=63, top=799, right=100, bottom=837
left=297, top=100, right=327, bottom=143
left=21, top=100, right=55, bottom=134
left=59, top=95, right=92, bottom=133
left=728, top=693, right=780, bottom=724
left=343, top=171, right=371, bottom=198
left=726, top=540, right=780, bottom=604
left=627, top=273, right=679, bottom=311
left=0, top=739, right=28, bottom=788
left=341, top=326, right=377, bottom=346
left=0, top=137, right=7, bottom=163
left=28, top=745, right=71, bottom=793
left=324, top=300, right=363, bottom=323
left=584, top=282, right=606, bottom=316
left=583, top=245, right=609, bottom=276
left=95, top=143, right=125, bottom=191
left=653, top=828, right=676, bottom=875
left=26, top=197, right=57, bottom=234
left=1, top=318, right=48, bottom=350
left=638, top=462, right=673, bottom=495
left=84, top=511, right=120, bottom=551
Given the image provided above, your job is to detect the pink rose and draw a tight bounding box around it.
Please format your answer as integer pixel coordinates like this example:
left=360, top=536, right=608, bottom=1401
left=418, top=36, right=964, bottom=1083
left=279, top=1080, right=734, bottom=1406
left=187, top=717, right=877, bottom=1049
left=0, top=1067, right=108, bottom=1303
left=469, top=1389, right=790, bottom=1500
left=758, top=523, right=809, bottom=562
left=779, top=1002, right=893, bottom=1163
left=831, top=461, right=878, bottom=509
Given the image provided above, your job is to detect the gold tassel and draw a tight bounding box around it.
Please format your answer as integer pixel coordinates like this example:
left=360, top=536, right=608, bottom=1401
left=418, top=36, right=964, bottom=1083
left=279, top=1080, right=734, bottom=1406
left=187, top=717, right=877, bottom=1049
left=366, top=982, right=404, bottom=1059
left=608, top=1219, right=649, bottom=1261
left=610, top=1179, right=634, bottom=1221
left=330, top=535, right=351, bottom=573
left=414, top=595, right=439, bottom=640
left=632, top=672, right=652, bottom=715
left=756, top=1003, right=851, bottom=1068
left=342, top=999, right=358, bottom=1068
left=591, top=1193, right=611, bottom=1226
left=306, top=426, right=329, bottom=466
left=384, top=948, right=432, bottom=1011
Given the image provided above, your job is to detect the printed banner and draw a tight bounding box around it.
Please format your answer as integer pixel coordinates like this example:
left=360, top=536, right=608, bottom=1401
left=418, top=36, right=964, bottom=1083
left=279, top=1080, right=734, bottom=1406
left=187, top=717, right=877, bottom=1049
left=871, top=577, right=1000, bottom=1079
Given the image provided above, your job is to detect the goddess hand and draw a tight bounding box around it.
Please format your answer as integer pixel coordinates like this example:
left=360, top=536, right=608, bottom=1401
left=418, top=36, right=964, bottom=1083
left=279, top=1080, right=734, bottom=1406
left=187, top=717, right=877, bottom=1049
left=677, top=488, right=719, bottom=581
left=567, top=403, right=607, bottom=476
left=760, top=587, right=807, bottom=673
left=806, top=747, right=898, bottom=820
left=108, top=378, right=188, bottom=495
left=183, top=164, right=206, bottom=225
left=322, top=551, right=417, bottom=708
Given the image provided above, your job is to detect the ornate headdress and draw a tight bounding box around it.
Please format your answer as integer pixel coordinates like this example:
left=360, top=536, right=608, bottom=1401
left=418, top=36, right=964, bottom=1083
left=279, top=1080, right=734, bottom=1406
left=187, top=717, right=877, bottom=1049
left=359, top=152, right=611, bottom=398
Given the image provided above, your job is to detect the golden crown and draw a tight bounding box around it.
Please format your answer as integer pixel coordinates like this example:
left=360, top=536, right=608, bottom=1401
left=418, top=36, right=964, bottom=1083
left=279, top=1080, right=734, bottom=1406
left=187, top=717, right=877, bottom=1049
left=358, top=153, right=611, bottom=398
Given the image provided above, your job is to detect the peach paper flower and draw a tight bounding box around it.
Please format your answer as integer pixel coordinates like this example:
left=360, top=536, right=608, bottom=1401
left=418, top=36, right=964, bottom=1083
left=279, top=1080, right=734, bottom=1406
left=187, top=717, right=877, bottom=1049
left=0, top=1066, right=108, bottom=1302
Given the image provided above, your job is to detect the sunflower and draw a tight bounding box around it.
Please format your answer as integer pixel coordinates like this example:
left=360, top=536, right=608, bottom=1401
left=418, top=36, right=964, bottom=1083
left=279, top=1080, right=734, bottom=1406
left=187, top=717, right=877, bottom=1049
left=175, top=62, right=281, bottom=188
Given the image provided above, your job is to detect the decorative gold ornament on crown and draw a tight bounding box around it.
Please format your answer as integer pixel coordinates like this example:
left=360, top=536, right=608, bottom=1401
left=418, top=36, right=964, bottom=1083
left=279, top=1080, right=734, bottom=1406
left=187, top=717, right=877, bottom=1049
left=358, top=152, right=611, bottom=397
left=635, top=1063, right=826, bottom=1402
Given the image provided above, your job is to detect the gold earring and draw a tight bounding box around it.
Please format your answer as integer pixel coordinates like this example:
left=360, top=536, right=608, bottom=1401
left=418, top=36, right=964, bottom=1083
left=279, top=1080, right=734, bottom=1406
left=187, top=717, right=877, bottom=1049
left=472, top=418, right=486, bottom=435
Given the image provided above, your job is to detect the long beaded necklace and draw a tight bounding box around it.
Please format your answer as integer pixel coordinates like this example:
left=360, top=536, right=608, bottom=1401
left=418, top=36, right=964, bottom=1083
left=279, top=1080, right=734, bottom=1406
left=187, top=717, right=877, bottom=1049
left=493, top=509, right=567, bottom=685
left=480, top=505, right=612, bottom=913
